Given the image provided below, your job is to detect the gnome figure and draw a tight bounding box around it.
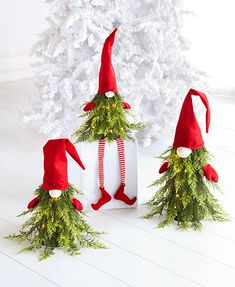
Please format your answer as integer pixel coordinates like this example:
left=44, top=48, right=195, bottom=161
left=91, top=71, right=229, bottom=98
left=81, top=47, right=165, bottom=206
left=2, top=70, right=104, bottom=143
left=7, top=138, right=105, bottom=260
left=144, top=89, right=228, bottom=230
left=28, top=138, right=85, bottom=209
left=74, top=28, right=143, bottom=210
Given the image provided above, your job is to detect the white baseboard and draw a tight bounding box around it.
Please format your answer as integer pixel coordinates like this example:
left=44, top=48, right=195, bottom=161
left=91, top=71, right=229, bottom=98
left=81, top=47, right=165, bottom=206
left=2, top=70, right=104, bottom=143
left=0, top=54, right=33, bottom=83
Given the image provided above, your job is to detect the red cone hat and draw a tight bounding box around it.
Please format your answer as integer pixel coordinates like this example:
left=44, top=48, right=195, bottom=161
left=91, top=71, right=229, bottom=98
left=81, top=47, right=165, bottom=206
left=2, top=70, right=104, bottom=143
left=98, top=28, right=118, bottom=94
left=42, top=138, right=85, bottom=191
left=173, top=89, right=210, bottom=149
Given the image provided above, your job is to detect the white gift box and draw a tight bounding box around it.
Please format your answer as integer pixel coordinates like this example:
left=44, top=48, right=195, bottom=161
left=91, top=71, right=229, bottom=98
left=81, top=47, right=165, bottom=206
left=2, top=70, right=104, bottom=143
left=68, top=140, right=138, bottom=210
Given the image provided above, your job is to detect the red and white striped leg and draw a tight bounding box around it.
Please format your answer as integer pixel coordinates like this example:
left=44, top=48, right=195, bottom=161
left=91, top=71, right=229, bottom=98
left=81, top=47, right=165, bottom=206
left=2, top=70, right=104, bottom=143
left=91, top=139, right=111, bottom=210
left=98, top=139, right=105, bottom=188
left=116, top=137, right=126, bottom=184
left=114, top=138, right=137, bottom=205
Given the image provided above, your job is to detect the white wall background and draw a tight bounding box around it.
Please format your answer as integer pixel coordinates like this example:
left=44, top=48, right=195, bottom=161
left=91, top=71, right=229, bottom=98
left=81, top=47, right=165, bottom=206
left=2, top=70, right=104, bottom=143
left=0, top=0, right=46, bottom=82
left=1, top=0, right=235, bottom=96
left=181, top=0, right=235, bottom=95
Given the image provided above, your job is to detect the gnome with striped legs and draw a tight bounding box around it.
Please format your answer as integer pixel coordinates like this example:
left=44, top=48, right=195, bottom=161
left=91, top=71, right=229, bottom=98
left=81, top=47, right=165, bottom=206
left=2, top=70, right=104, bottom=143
left=74, top=28, right=143, bottom=210
left=144, top=89, right=228, bottom=230
left=7, top=139, right=105, bottom=260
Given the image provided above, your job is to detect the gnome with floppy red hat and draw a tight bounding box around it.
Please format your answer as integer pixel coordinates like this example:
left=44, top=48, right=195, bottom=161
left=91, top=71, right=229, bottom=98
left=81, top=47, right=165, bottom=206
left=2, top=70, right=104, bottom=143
left=144, top=89, right=228, bottom=230
left=7, top=138, right=105, bottom=260
left=74, top=28, right=144, bottom=210
left=28, top=138, right=85, bottom=210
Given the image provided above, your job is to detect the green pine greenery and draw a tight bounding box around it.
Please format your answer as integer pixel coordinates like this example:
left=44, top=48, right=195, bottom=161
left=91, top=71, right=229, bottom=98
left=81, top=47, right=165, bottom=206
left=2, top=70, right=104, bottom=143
left=6, top=185, right=106, bottom=260
left=73, top=93, right=144, bottom=142
left=144, top=146, right=229, bottom=231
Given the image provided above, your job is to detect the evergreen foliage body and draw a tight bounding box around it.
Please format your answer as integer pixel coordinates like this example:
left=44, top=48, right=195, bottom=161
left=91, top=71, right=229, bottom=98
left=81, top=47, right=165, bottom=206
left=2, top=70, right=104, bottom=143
left=144, top=147, right=228, bottom=230
left=74, top=93, right=144, bottom=142
left=7, top=185, right=105, bottom=260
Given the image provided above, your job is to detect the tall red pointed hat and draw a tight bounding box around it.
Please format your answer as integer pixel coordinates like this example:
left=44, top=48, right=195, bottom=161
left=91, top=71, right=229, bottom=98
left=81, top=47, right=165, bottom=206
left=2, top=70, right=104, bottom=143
left=98, top=28, right=118, bottom=94
left=173, top=88, right=210, bottom=149
left=42, top=138, right=85, bottom=191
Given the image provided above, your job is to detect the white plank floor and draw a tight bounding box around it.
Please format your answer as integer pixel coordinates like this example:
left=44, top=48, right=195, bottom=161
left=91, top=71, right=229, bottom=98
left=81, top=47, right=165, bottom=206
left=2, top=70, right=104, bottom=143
left=0, top=79, right=235, bottom=287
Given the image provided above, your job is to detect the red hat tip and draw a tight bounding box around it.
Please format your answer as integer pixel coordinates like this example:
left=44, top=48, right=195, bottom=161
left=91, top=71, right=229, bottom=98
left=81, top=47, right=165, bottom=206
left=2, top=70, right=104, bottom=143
left=42, top=139, right=85, bottom=190
left=173, top=89, right=211, bottom=149
left=98, top=29, right=118, bottom=94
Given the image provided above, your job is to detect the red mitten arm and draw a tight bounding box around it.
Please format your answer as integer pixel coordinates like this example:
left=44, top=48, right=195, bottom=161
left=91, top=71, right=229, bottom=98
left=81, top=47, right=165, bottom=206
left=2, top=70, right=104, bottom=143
left=27, top=197, right=39, bottom=209
left=72, top=198, right=83, bottom=211
left=203, top=164, right=218, bottom=183
left=121, top=102, right=131, bottom=109
left=159, top=162, right=169, bottom=174
left=83, top=102, right=96, bottom=112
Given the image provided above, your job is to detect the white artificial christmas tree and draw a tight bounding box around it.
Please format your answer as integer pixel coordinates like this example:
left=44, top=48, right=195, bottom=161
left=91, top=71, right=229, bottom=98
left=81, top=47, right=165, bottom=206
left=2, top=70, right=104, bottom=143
left=24, top=0, right=205, bottom=145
